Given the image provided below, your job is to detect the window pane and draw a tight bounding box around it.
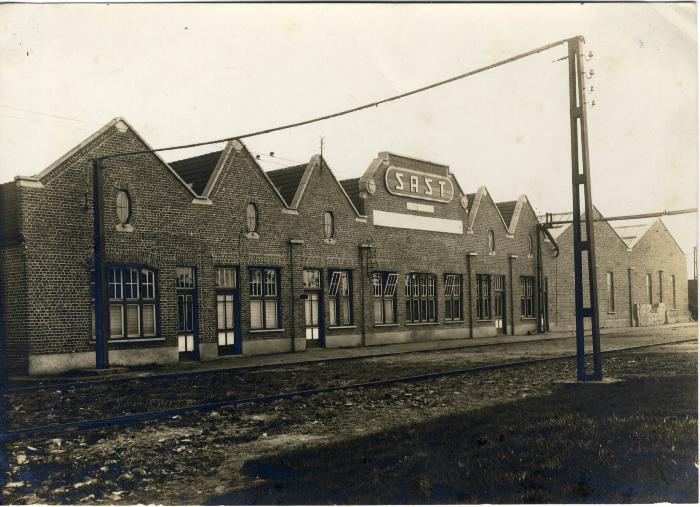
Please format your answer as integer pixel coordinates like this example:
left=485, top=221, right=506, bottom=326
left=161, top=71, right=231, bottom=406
left=265, top=270, right=277, bottom=296
left=127, top=304, right=140, bottom=337
left=329, top=299, right=337, bottom=326
left=217, top=298, right=225, bottom=329
left=341, top=299, right=351, bottom=325
left=265, top=300, right=277, bottom=328
left=250, top=270, right=262, bottom=296
left=143, top=304, right=156, bottom=336
left=454, top=300, right=461, bottom=320
left=373, top=299, right=383, bottom=322
left=109, top=304, right=124, bottom=338
left=384, top=299, right=394, bottom=323
left=328, top=271, right=341, bottom=296
left=250, top=300, right=263, bottom=329
left=225, top=296, right=234, bottom=329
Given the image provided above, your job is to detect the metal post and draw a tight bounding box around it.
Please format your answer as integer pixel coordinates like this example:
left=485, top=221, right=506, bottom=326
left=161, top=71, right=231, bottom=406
left=92, top=158, right=110, bottom=369
left=536, top=226, right=544, bottom=332
left=359, top=244, right=370, bottom=346
left=568, top=36, right=602, bottom=381
left=508, top=255, right=517, bottom=336
left=288, top=241, right=296, bottom=353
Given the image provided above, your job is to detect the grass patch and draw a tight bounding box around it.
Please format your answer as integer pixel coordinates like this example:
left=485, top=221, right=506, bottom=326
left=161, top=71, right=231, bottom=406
left=209, top=371, right=697, bottom=504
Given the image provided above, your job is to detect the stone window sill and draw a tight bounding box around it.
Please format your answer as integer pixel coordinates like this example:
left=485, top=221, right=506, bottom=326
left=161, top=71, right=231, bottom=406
left=249, top=328, right=285, bottom=334
left=405, top=321, right=439, bottom=326
left=374, top=323, right=399, bottom=328
left=89, top=337, right=164, bottom=344
left=328, top=325, right=356, bottom=330
left=443, top=320, right=465, bottom=324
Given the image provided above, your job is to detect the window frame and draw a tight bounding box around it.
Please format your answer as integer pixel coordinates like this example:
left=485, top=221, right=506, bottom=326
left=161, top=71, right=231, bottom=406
left=246, top=202, right=259, bottom=233
left=215, top=266, right=238, bottom=349
left=372, top=272, right=397, bottom=325
left=249, top=267, right=281, bottom=330
left=323, top=211, right=335, bottom=239
left=476, top=274, right=492, bottom=320
left=520, top=276, right=535, bottom=318
left=405, top=272, right=437, bottom=323
left=93, top=264, right=159, bottom=341
left=328, top=269, right=352, bottom=327
left=116, top=189, right=131, bottom=225
left=671, top=274, right=677, bottom=309
left=444, top=273, right=463, bottom=322
left=488, top=230, right=495, bottom=253
left=606, top=271, right=615, bottom=313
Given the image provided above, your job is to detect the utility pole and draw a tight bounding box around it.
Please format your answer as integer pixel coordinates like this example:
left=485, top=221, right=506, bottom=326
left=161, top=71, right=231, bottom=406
left=92, top=158, right=110, bottom=369
left=567, top=36, right=602, bottom=381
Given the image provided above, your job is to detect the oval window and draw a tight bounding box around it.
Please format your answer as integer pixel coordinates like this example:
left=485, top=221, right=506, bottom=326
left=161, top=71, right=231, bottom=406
left=488, top=230, right=495, bottom=252
left=246, top=203, right=258, bottom=233
left=324, top=211, right=334, bottom=239
left=116, top=190, right=131, bottom=224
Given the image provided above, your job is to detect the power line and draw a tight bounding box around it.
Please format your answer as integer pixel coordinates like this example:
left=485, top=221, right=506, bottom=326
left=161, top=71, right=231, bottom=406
left=542, top=207, right=697, bottom=226
left=99, top=37, right=572, bottom=162
left=0, top=105, right=94, bottom=124
left=0, top=112, right=91, bottom=132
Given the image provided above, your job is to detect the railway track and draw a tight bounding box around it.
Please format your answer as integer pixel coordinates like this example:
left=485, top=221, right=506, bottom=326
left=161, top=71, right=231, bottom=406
left=1, top=338, right=695, bottom=442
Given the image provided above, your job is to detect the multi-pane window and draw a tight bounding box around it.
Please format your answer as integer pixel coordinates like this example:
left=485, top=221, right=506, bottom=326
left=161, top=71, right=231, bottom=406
left=216, top=267, right=237, bottom=348
left=324, top=212, right=334, bottom=239
left=444, top=274, right=463, bottom=321
left=246, top=203, right=258, bottom=233
left=372, top=272, right=397, bottom=324
left=606, top=272, right=615, bottom=312
left=493, top=275, right=505, bottom=320
left=250, top=267, right=279, bottom=329
left=95, top=266, right=157, bottom=339
left=520, top=276, right=535, bottom=317
left=303, top=269, right=321, bottom=289
left=328, top=270, right=352, bottom=326
left=476, top=274, right=491, bottom=320
left=646, top=274, right=652, bottom=304
left=671, top=275, right=677, bottom=308
left=404, top=273, right=437, bottom=323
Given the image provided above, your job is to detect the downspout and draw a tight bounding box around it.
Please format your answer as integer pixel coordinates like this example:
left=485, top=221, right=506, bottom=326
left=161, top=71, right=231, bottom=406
left=536, top=226, right=543, bottom=333
left=466, top=252, right=477, bottom=339
left=288, top=239, right=304, bottom=352
left=508, top=254, right=518, bottom=336
left=628, top=267, right=634, bottom=327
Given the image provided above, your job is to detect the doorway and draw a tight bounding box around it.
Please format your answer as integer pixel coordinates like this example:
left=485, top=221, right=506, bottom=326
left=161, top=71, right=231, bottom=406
left=303, top=269, right=324, bottom=348
left=493, top=274, right=507, bottom=335
left=176, top=267, right=198, bottom=361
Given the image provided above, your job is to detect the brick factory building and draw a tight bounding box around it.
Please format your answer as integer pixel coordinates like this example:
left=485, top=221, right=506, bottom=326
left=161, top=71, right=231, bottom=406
left=0, top=118, right=692, bottom=375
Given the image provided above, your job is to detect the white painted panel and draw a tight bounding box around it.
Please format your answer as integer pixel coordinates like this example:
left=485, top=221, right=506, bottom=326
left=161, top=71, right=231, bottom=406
left=373, top=210, right=463, bottom=234
left=407, top=202, right=434, bottom=213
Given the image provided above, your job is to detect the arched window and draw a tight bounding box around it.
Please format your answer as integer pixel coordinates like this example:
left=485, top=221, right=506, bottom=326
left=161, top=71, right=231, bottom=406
left=324, top=211, right=334, bottom=239
left=528, top=234, right=533, bottom=255
left=116, top=190, right=131, bottom=224
left=488, top=230, right=495, bottom=253
left=246, top=203, right=258, bottom=233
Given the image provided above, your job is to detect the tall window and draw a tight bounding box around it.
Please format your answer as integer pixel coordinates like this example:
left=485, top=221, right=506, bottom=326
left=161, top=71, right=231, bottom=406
left=671, top=275, right=676, bottom=308
left=246, top=203, right=258, bottom=233
left=96, top=266, right=157, bottom=339
left=404, top=273, right=437, bottom=323
left=520, top=276, right=535, bottom=318
left=216, top=267, right=237, bottom=348
left=444, top=274, right=463, bottom=321
left=476, top=274, right=491, bottom=320
left=606, top=272, right=615, bottom=312
left=658, top=271, right=664, bottom=303
left=324, top=212, right=334, bottom=239
left=646, top=274, right=652, bottom=304
left=372, top=272, right=397, bottom=324
left=328, top=270, right=352, bottom=326
left=488, top=230, right=495, bottom=253
left=250, top=267, right=279, bottom=329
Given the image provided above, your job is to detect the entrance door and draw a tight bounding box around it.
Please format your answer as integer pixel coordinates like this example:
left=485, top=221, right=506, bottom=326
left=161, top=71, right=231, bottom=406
left=493, top=275, right=507, bottom=335
left=216, top=267, right=241, bottom=356
left=303, top=269, right=324, bottom=348
left=176, top=267, right=198, bottom=361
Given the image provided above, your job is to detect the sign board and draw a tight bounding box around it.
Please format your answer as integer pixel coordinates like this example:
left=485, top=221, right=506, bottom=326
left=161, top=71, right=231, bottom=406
left=384, top=166, right=454, bottom=203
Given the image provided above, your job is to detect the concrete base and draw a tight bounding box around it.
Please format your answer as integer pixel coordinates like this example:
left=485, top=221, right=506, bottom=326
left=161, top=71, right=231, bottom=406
left=28, top=346, right=178, bottom=376
left=365, top=326, right=470, bottom=346
left=243, top=337, right=293, bottom=355
left=325, top=332, right=362, bottom=348
left=199, top=342, right=218, bottom=361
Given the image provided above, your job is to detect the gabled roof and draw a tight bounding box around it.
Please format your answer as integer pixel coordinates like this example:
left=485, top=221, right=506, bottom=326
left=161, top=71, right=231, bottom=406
left=170, top=150, right=223, bottom=195
left=265, top=164, right=308, bottom=207
left=339, top=178, right=364, bottom=215
left=613, top=222, right=655, bottom=249
left=538, top=207, right=631, bottom=248
left=466, top=187, right=511, bottom=234
left=495, top=201, right=517, bottom=228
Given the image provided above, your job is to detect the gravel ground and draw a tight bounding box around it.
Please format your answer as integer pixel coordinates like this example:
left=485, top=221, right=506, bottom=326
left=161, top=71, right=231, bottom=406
left=1, top=338, right=696, bottom=505
left=5, top=326, right=696, bottom=429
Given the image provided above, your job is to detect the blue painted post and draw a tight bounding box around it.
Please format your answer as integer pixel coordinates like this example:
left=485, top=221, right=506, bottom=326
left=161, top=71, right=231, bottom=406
left=92, top=158, right=110, bottom=369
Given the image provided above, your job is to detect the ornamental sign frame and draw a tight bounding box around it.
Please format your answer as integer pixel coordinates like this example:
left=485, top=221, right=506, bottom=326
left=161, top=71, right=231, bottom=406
left=384, top=165, right=454, bottom=204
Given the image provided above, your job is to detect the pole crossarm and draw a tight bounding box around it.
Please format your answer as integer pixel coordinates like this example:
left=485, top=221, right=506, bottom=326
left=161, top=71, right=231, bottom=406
left=93, top=37, right=574, bottom=163
left=543, top=207, right=697, bottom=226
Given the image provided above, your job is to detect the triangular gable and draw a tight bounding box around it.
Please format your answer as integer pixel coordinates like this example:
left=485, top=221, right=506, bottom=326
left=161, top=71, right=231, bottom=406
left=539, top=205, right=631, bottom=251
left=31, top=117, right=200, bottom=200
left=466, top=186, right=510, bottom=234
left=626, top=218, right=687, bottom=257
left=287, top=155, right=364, bottom=217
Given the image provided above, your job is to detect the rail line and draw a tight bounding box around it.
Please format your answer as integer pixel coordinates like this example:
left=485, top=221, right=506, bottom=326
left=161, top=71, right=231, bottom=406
left=8, top=325, right=689, bottom=394
left=2, top=338, right=695, bottom=442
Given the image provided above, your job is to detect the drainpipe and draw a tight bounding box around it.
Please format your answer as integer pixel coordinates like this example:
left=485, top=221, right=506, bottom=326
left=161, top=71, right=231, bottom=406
left=466, top=252, right=478, bottom=339
left=508, top=254, right=518, bottom=336
left=628, top=267, right=634, bottom=327
left=288, top=239, right=304, bottom=352
left=359, top=244, right=371, bottom=346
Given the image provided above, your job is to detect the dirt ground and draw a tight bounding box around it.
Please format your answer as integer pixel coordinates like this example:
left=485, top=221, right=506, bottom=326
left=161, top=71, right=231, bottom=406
left=1, top=329, right=697, bottom=504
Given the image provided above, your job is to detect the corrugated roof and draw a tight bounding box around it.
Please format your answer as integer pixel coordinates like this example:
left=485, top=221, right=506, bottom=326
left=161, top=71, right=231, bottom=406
left=339, top=178, right=364, bottom=215
left=265, top=164, right=308, bottom=206
left=170, top=150, right=223, bottom=195
left=495, top=200, right=517, bottom=227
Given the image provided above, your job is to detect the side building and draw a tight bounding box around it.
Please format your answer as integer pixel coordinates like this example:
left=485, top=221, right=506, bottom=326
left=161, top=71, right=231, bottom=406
left=0, top=117, right=690, bottom=375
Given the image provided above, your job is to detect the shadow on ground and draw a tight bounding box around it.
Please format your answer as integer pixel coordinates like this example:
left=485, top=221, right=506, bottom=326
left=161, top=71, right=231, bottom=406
left=207, top=371, right=698, bottom=504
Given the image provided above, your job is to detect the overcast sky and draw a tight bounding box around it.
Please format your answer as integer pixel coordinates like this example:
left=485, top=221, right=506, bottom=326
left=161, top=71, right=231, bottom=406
left=0, top=3, right=697, bottom=273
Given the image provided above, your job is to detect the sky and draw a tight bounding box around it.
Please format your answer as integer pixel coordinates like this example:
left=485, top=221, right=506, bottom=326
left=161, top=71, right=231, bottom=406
left=0, top=3, right=697, bottom=274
